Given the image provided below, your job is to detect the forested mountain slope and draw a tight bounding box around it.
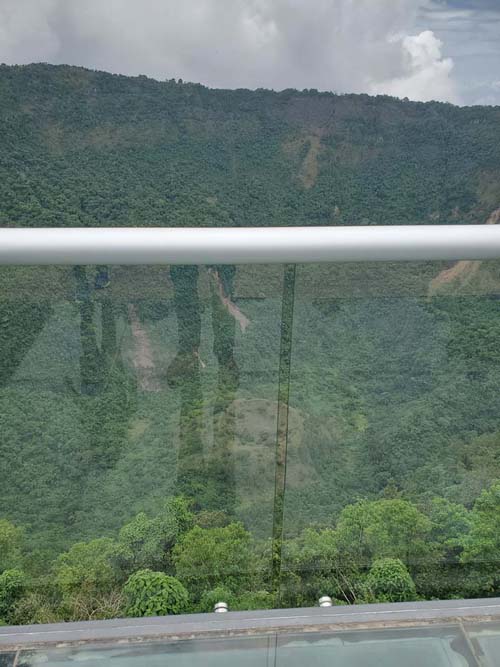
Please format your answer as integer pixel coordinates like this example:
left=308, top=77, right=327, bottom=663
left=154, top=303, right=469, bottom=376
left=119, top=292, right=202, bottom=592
left=1, top=64, right=500, bottom=624
left=1, top=63, right=500, bottom=228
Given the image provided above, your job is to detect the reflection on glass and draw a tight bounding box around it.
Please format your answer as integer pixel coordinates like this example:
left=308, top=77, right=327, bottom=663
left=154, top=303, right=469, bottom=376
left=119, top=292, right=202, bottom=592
left=464, top=622, right=500, bottom=666
left=0, top=264, right=281, bottom=623
left=1, top=259, right=500, bottom=625
left=276, top=627, right=479, bottom=667
left=11, top=623, right=499, bottom=666
left=281, top=260, right=500, bottom=607
left=17, top=636, right=272, bottom=667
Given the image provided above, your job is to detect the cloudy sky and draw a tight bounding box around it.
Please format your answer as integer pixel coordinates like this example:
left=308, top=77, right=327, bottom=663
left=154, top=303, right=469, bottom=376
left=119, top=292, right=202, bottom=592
left=0, top=0, right=499, bottom=105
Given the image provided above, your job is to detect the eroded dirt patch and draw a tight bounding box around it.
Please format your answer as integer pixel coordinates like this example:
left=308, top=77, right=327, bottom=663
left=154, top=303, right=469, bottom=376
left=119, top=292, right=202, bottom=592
left=428, top=209, right=500, bottom=295
left=128, top=304, right=161, bottom=391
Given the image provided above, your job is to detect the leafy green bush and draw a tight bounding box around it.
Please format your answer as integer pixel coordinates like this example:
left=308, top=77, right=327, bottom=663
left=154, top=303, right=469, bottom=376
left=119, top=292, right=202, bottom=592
left=281, top=528, right=359, bottom=606
left=122, top=569, right=189, bottom=617
left=54, top=538, right=119, bottom=598
left=334, top=499, right=435, bottom=568
left=12, top=592, right=63, bottom=625
left=365, top=558, right=417, bottom=603
left=172, top=523, right=253, bottom=600
left=115, top=497, right=194, bottom=576
left=0, top=569, right=26, bottom=621
left=232, top=590, right=275, bottom=611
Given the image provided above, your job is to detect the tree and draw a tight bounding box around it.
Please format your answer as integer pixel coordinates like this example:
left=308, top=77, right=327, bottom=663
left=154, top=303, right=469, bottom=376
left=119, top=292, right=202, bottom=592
left=282, top=528, right=360, bottom=606
left=334, top=499, right=435, bottom=569
left=54, top=537, right=118, bottom=598
left=122, top=570, right=189, bottom=617
left=114, top=497, right=194, bottom=575
left=364, top=558, right=416, bottom=603
left=172, top=523, right=253, bottom=599
left=413, top=498, right=472, bottom=600
left=461, top=480, right=500, bottom=592
left=0, top=569, right=26, bottom=622
left=427, top=497, right=471, bottom=554
left=0, top=519, right=23, bottom=573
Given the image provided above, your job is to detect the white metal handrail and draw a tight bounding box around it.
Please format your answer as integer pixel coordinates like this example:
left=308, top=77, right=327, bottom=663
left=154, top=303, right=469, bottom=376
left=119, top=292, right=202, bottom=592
left=1, top=225, right=500, bottom=264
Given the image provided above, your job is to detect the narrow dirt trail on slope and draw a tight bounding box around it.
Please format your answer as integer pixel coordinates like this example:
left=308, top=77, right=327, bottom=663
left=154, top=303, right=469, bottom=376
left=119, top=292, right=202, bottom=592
left=128, top=303, right=161, bottom=391
left=428, top=209, right=500, bottom=296
left=210, top=269, right=250, bottom=332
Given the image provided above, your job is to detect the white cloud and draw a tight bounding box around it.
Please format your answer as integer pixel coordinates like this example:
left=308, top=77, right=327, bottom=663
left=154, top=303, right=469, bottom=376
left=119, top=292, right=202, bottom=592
left=0, top=0, right=60, bottom=63
left=369, top=30, right=459, bottom=103
left=0, top=0, right=465, bottom=104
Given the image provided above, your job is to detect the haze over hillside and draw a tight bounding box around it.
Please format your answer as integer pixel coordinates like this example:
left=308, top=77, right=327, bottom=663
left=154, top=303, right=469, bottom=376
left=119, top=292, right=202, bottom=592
left=1, top=63, right=500, bottom=230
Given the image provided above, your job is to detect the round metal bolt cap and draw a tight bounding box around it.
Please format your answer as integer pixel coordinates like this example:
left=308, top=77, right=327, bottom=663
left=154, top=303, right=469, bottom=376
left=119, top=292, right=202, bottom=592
left=319, top=596, right=333, bottom=607
left=214, top=601, right=229, bottom=613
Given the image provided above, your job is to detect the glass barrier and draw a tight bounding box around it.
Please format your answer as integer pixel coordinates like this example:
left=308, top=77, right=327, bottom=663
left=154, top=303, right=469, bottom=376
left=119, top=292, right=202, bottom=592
left=281, top=259, right=500, bottom=606
left=4, top=624, right=492, bottom=666
left=0, top=263, right=282, bottom=622
left=0, top=258, right=500, bottom=624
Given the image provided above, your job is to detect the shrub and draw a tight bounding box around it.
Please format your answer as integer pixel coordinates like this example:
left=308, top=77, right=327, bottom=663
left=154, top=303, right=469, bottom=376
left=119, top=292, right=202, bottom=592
left=54, top=538, right=118, bottom=598
left=232, top=590, right=275, bottom=611
left=123, top=569, right=189, bottom=617
left=365, top=558, right=417, bottom=602
left=172, top=523, right=252, bottom=600
left=0, top=569, right=26, bottom=621
left=12, top=592, right=62, bottom=625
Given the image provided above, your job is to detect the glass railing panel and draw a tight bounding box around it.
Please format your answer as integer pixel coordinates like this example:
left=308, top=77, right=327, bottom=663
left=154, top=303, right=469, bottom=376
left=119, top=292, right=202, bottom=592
left=11, top=623, right=495, bottom=666
left=0, top=262, right=283, bottom=622
left=0, top=654, right=15, bottom=667
left=280, top=259, right=500, bottom=607
left=275, top=627, right=478, bottom=666
left=17, top=636, right=273, bottom=666
left=3, top=256, right=500, bottom=624
left=463, top=621, right=500, bottom=665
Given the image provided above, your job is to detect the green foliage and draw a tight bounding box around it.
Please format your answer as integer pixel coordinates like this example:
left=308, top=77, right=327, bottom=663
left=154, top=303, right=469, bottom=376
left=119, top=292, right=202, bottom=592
left=0, top=569, right=26, bottom=622
left=194, top=510, right=232, bottom=529
left=427, top=497, right=471, bottom=555
left=173, top=523, right=253, bottom=599
left=364, top=558, right=417, bottom=603
left=282, top=528, right=358, bottom=606
left=232, top=590, right=275, bottom=611
left=198, top=586, right=236, bottom=612
left=461, top=481, right=500, bottom=592
left=54, top=538, right=118, bottom=598
left=334, top=499, right=435, bottom=569
left=198, top=586, right=275, bottom=612
left=1, top=64, right=500, bottom=624
left=0, top=519, right=23, bottom=573
left=1, top=64, right=499, bottom=230
left=114, top=497, right=194, bottom=576
left=122, top=569, right=189, bottom=617
left=11, top=591, right=61, bottom=625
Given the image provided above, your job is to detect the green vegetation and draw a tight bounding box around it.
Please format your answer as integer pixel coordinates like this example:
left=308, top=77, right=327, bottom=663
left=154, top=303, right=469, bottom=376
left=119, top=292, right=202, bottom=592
left=0, top=64, right=500, bottom=623
left=123, top=570, right=189, bottom=617
left=1, top=63, right=500, bottom=229
left=364, top=558, right=416, bottom=603
left=1, top=487, right=499, bottom=623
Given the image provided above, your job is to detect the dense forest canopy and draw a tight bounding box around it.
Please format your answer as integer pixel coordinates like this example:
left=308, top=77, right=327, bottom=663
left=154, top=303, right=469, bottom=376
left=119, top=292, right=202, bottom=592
left=0, top=64, right=500, bottom=624
left=1, top=63, right=500, bottom=229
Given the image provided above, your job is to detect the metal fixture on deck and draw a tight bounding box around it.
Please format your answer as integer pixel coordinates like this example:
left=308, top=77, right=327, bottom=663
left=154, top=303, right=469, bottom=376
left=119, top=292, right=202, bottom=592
left=319, top=596, right=333, bottom=607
